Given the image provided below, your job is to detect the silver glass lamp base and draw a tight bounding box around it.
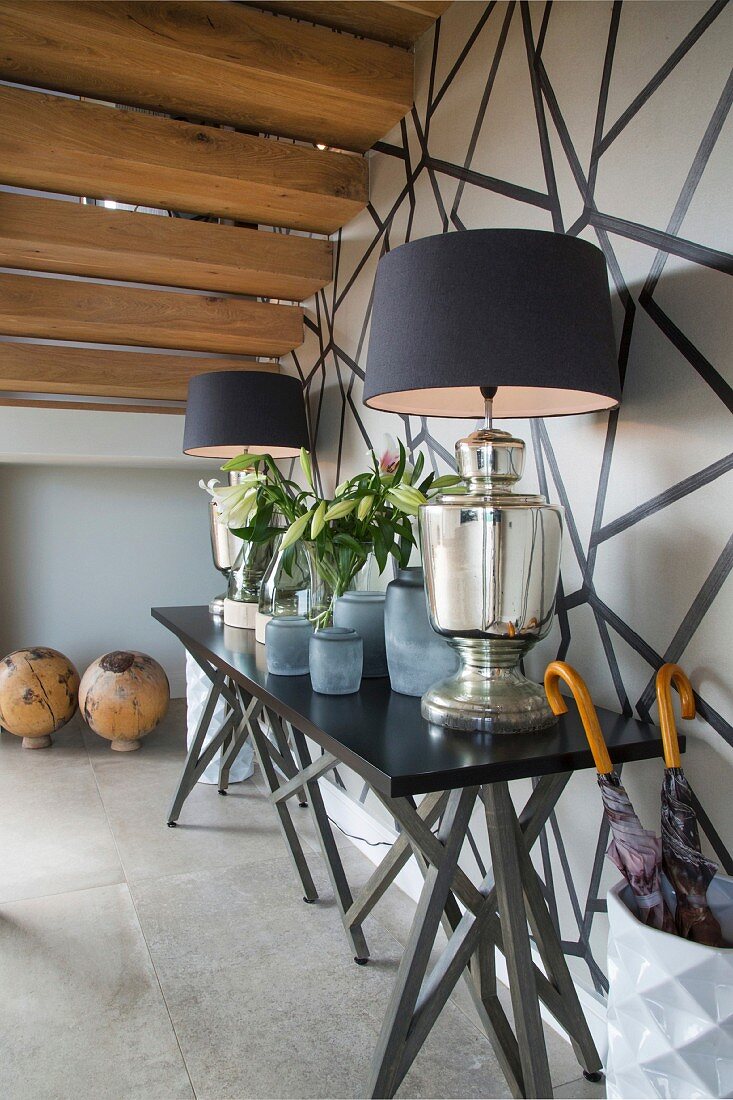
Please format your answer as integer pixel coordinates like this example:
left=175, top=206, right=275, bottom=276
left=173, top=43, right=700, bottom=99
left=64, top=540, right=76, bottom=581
left=420, top=640, right=557, bottom=735
left=209, top=593, right=226, bottom=617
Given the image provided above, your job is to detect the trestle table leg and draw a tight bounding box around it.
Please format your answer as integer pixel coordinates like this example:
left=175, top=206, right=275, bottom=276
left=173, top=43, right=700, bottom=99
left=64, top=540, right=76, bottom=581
left=484, top=782, right=554, bottom=1098
left=288, top=724, right=369, bottom=964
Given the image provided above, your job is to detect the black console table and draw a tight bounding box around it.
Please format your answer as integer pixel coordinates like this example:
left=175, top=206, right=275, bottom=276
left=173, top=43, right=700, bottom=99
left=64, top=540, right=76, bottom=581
left=153, top=605, right=680, bottom=1099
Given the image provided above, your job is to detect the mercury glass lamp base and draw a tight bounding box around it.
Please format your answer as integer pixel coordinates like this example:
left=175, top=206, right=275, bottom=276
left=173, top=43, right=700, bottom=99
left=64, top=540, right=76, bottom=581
left=421, top=660, right=557, bottom=735
left=209, top=593, right=226, bottom=617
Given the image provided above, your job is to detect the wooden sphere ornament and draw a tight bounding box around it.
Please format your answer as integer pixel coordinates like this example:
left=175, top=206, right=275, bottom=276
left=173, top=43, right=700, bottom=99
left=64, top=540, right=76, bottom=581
left=0, top=647, right=80, bottom=749
left=79, top=651, right=169, bottom=752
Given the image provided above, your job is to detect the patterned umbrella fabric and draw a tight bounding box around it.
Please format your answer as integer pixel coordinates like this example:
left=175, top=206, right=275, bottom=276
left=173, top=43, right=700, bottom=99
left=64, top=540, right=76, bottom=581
left=657, top=664, right=724, bottom=947
left=545, top=661, right=675, bottom=933
left=602, top=774, right=675, bottom=933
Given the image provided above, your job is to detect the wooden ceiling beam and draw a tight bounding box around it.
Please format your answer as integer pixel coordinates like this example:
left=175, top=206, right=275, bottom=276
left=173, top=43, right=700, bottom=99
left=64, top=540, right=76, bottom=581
left=0, top=342, right=278, bottom=402
left=247, top=1, right=451, bottom=48
left=0, top=273, right=304, bottom=358
left=0, top=86, right=367, bottom=234
left=0, top=0, right=413, bottom=153
left=0, top=193, right=333, bottom=301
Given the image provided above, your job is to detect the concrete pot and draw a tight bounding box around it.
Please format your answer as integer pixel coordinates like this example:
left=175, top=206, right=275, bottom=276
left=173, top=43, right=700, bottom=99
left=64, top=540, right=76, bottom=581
left=265, top=616, right=313, bottom=676
left=606, top=874, right=733, bottom=1099
left=334, top=591, right=387, bottom=678
left=384, top=567, right=459, bottom=696
left=309, top=627, right=363, bottom=695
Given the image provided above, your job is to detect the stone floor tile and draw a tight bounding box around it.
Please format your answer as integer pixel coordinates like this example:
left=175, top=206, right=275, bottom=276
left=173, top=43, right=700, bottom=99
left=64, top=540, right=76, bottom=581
left=0, top=760, right=124, bottom=903
left=156, top=932, right=510, bottom=1100
left=91, top=758, right=286, bottom=884
left=0, top=716, right=90, bottom=772
left=553, top=1074, right=607, bottom=1098
left=0, top=883, right=193, bottom=1100
left=130, top=850, right=376, bottom=986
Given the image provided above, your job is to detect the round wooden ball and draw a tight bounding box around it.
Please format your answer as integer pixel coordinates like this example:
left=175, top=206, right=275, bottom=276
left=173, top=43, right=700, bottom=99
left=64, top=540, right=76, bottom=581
left=79, top=652, right=169, bottom=752
left=0, top=647, right=80, bottom=749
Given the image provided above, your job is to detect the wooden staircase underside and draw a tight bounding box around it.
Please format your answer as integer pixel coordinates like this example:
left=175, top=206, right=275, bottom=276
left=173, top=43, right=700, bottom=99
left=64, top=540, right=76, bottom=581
left=0, top=86, right=368, bottom=235
left=0, top=192, right=333, bottom=301
left=0, top=0, right=448, bottom=410
left=246, top=2, right=452, bottom=48
left=0, top=343, right=278, bottom=403
left=0, top=0, right=414, bottom=153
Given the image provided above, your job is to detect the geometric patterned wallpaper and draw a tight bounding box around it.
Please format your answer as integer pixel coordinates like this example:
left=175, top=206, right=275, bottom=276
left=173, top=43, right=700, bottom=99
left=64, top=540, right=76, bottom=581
left=283, top=0, right=733, bottom=990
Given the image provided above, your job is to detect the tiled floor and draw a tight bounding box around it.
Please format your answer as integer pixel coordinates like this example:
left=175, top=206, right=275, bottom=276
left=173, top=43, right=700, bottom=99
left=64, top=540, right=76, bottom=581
left=0, top=702, right=605, bottom=1100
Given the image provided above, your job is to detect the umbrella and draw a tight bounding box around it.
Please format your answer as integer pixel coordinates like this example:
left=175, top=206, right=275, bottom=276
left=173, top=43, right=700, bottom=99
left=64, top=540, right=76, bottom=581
left=545, top=661, right=675, bottom=934
left=657, top=663, right=724, bottom=947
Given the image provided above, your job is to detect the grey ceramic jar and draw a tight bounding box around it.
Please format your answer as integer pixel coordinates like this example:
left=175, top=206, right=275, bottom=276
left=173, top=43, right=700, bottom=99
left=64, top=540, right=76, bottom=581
left=384, top=567, right=459, bottom=696
left=333, top=591, right=387, bottom=677
left=309, top=627, right=363, bottom=695
left=265, top=615, right=313, bottom=676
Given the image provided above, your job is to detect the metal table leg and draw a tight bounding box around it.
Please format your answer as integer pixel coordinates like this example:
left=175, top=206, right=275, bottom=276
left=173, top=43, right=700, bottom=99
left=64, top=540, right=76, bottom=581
left=217, top=686, right=257, bottom=794
left=484, top=782, right=554, bottom=1098
left=368, top=787, right=479, bottom=1098
left=167, top=665, right=243, bottom=825
left=288, top=722, right=369, bottom=964
left=245, top=698, right=321, bottom=905
left=364, top=774, right=600, bottom=1099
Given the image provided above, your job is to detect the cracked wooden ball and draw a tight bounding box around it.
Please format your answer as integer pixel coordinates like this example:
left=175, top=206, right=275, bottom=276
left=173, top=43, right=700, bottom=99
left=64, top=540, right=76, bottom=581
left=79, top=651, right=169, bottom=752
left=0, top=647, right=80, bottom=749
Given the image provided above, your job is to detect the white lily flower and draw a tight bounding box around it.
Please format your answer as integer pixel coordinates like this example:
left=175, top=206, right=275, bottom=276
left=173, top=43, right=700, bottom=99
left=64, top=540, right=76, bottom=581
left=373, top=434, right=413, bottom=480
left=201, top=479, right=260, bottom=528
left=377, top=433, right=399, bottom=473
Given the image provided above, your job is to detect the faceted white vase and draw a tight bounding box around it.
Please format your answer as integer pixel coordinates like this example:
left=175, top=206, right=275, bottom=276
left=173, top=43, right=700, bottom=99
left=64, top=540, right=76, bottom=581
left=606, top=874, right=733, bottom=1099
left=185, top=653, right=253, bottom=785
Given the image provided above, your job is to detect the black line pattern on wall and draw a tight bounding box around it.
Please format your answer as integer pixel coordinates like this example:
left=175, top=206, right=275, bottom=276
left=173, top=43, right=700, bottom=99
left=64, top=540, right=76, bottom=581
left=286, top=0, right=733, bottom=990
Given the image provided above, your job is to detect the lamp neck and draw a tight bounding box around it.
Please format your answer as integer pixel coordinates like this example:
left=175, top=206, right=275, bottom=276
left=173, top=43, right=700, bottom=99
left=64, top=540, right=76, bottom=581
left=480, top=386, right=498, bottom=431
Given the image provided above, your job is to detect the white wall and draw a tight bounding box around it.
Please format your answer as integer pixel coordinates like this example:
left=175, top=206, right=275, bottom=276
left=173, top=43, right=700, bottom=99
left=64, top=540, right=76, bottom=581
left=0, top=404, right=196, bottom=468
left=0, top=464, right=221, bottom=696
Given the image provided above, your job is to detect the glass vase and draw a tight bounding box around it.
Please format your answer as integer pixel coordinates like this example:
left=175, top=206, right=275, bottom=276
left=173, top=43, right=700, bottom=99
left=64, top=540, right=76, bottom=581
left=227, top=537, right=275, bottom=603
left=308, top=557, right=334, bottom=627
left=309, top=543, right=371, bottom=628
left=352, top=550, right=386, bottom=592
left=256, top=534, right=314, bottom=641
left=259, top=535, right=312, bottom=618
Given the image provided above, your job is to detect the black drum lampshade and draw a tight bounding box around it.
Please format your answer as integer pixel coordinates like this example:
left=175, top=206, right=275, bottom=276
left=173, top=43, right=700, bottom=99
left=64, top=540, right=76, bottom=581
left=363, top=229, right=620, bottom=419
left=183, top=370, right=309, bottom=459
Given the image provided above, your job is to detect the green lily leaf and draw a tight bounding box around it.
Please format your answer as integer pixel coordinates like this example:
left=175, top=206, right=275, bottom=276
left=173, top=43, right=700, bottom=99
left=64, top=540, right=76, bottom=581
left=372, top=526, right=388, bottom=573
left=393, top=439, right=406, bottom=485
left=333, top=533, right=366, bottom=557
left=221, top=453, right=262, bottom=472
left=431, top=474, right=464, bottom=489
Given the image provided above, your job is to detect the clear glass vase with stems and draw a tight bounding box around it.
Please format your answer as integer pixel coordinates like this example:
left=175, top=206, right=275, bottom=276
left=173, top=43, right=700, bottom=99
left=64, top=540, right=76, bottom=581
left=259, top=533, right=314, bottom=621
left=309, top=542, right=373, bottom=628
left=227, top=535, right=276, bottom=603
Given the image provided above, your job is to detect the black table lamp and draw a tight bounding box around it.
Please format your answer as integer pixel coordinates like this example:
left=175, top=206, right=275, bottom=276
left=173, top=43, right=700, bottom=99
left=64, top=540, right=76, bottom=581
left=183, top=368, right=309, bottom=620
left=364, top=229, right=620, bottom=735
left=183, top=369, right=309, bottom=459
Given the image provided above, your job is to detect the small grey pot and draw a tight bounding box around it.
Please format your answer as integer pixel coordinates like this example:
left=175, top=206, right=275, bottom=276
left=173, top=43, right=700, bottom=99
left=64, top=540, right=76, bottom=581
left=333, top=591, right=387, bottom=678
left=309, top=627, right=363, bottom=695
left=265, top=615, right=313, bottom=676
left=384, top=567, right=459, bottom=696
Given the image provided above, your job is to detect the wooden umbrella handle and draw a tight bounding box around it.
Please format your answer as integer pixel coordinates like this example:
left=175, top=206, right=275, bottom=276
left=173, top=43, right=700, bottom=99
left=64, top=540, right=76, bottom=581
left=544, top=661, right=614, bottom=775
left=656, top=663, right=695, bottom=769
